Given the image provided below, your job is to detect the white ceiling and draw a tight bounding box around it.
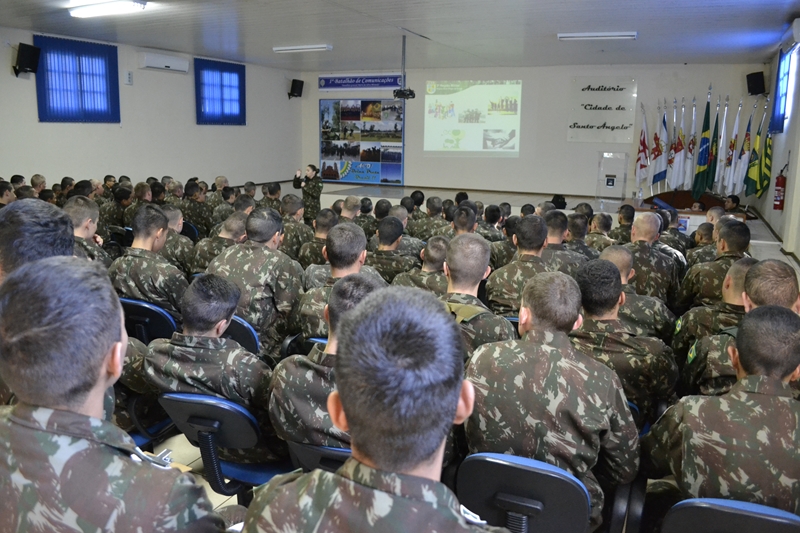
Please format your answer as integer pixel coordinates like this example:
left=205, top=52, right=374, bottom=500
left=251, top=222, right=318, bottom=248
left=0, top=0, right=798, bottom=72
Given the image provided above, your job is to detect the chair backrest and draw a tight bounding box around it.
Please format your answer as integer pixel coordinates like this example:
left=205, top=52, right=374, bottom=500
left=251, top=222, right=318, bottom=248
left=287, top=441, right=351, bottom=473
left=457, top=453, right=591, bottom=533
left=158, top=392, right=260, bottom=449
left=123, top=226, right=134, bottom=247
left=181, top=221, right=200, bottom=243
left=120, top=298, right=178, bottom=345
left=280, top=333, right=306, bottom=360
left=223, top=315, right=260, bottom=354
left=661, top=499, right=800, bottom=533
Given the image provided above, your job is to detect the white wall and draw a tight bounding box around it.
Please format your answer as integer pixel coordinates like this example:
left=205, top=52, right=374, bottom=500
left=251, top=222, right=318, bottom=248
left=300, top=63, right=765, bottom=197
left=0, top=26, right=301, bottom=187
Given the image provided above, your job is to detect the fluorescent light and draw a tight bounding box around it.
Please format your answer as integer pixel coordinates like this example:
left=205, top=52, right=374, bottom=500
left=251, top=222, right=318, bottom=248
left=272, top=44, right=332, bottom=53
left=69, top=0, right=147, bottom=18
left=557, top=32, right=637, bottom=41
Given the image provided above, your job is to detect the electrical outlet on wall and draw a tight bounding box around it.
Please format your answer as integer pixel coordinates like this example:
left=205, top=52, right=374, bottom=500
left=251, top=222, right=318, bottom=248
left=124, top=71, right=133, bottom=85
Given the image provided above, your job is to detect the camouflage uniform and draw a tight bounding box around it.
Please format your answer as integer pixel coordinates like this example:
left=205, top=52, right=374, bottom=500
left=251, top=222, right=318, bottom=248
left=206, top=242, right=303, bottom=360
left=641, top=375, right=800, bottom=514
left=624, top=241, right=679, bottom=305
left=243, top=457, right=506, bottom=533
left=212, top=202, right=234, bottom=225
left=289, top=277, right=336, bottom=339
left=102, top=183, right=114, bottom=200
left=303, top=263, right=387, bottom=291
left=297, top=237, right=326, bottom=270
left=486, top=254, right=550, bottom=316
left=654, top=241, right=687, bottom=279
left=144, top=333, right=285, bottom=462
left=570, top=318, right=678, bottom=423
left=666, top=227, right=694, bottom=254
left=564, top=238, right=601, bottom=260
left=295, top=175, right=323, bottom=225
left=489, top=239, right=516, bottom=271
left=676, top=251, right=746, bottom=310
left=618, top=284, right=676, bottom=344
left=204, top=190, right=225, bottom=211
left=367, top=232, right=425, bottom=262
left=165, top=194, right=183, bottom=206
left=99, top=199, right=126, bottom=230
left=476, top=221, right=505, bottom=242
left=365, top=249, right=418, bottom=283
left=279, top=215, right=314, bottom=261
left=159, top=229, right=194, bottom=277
left=680, top=330, right=738, bottom=397
left=268, top=343, right=349, bottom=448
left=181, top=199, right=214, bottom=238
left=672, top=302, right=744, bottom=369
left=108, top=247, right=189, bottom=322
left=392, top=268, right=449, bottom=296
left=353, top=213, right=377, bottom=238
left=658, top=230, right=686, bottom=257
left=74, top=236, right=113, bottom=268
left=539, top=243, right=587, bottom=278
left=585, top=231, right=617, bottom=252
left=123, top=198, right=145, bottom=227
left=608, top=223, right=632, bottom=244
left=440, top=292, right=517, bottom=357
left=191, top=235, right=235, bottom=275
left=687, top=244, right=716, bottom=269
left=432, top=226, right=458, bottom=239
left=0, top=403, right=225, bottom=532
left=465, top=329, right=640, bottom=529
left=256, top=196, right=282, bottom=211
left=412, top=215, right=450, bottom=241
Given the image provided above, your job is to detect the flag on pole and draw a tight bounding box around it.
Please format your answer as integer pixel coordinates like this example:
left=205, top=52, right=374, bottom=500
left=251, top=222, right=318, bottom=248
left=733, top=113, right=753, bottom=195
left=715, top=98, right=729, bottom=189
left=744, top=117, right=764, bottom=197
left=652, top=108, right=668, bottom=185
left=671, top=104, right=686, bottom=189
left=724, top=101, right=741, bottom=195
left=758, top=133, right=773, bottom=198
left=666, top=101, right=677, bottom=189
left=683, top=99, right=696, bottom=190
left=707, top=104, right=720, bottom=192
left=636, top=106, right=650, bottom=185
left=692, top=92, right=712, bottom=200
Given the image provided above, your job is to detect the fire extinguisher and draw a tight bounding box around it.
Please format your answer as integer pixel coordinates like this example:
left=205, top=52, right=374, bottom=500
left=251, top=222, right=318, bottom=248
left=774, top=163, right=788, bottom=211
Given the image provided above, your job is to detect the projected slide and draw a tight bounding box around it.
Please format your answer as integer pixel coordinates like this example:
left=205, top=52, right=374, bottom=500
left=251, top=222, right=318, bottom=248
left=424, top=80, right=521, bottom=153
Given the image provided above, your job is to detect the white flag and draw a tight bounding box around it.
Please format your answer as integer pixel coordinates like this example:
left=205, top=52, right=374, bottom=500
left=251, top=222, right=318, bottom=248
left=715, top=101, right=728, bottom=190
left=724, top=103, right=741, bottom=195
left=671, top=106, right=686, bottom=190
left=733, top=113, right=753, bottom=194
left=683, top=101, right=697, bottom=190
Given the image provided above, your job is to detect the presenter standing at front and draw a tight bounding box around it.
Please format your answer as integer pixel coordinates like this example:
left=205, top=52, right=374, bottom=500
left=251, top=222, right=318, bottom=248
left=293, top=164, right=322, bottom=226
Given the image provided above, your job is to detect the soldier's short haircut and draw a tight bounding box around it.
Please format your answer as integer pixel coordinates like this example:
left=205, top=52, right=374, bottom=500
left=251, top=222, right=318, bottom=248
left=745, top=259, right=800, bottom=308
left=718, top=220, right=750, bottom=252
left=132, top=204, right=168, bottom=238
left=266, top=182, right=281, bottom=196
left=446, top=234, right=490, bottom=287
left=726, top=257, right=758, bottom=297
left=374, top=199, right=392, bottom=219
left=727, top=194, right=741, bottom=207
left=567, top=213, right=589, bottom=239
left=574, top=202, right=594, bottom=220
left=61, top=176, right=75, bottom=189
left=521, top=272, right=581, bottom=332
left=326, top=223, right=367, bottom=269
left=388, top=205, right=409, bottom=222
left=243, top=181, right=256, bottom=194
left=737, top=305, right=800, bottom=379
left=410, top=190, right=425, bottom=207
left=423, top=235, right=449, bottom=271
left=222, top=211, right=248, bottom=239
left=696, top=222, right=714, bottom=241
left=160, top=203, right=183, bottom=225
left=474, top=201, right=485, bottom=216
left=0, top=200, right=74, bottom=276
left=600, top=245, right=633, bottom=278
left=455, top=191, right=469, bottom=204
left=504, top=215, right=521, bottom=239
left=459, top=200, right=478, bottom=215
left=150, top=182, right=165, bottom=201
left=113, top=185, right=132, bottom=203
left=633, top=212, right=660, bottom=241
left=337, top=286, right=465, bottom=471
left=426, top=196, right=443, bottom=215
left=167, top=180, right=183, bottom=194
left=246, top=208, right=283, bottom=243
left=332, top=199, right=344, bottom=215
left=667, top=208, right=679, bottom=225
left=220, top=186, right=236, bottom=202
left=714, top=216, right=738, bottom=233
left=453, top=206, right=477, bottom=233
left=39, top=189, right=55, bottom=203
left=617, top=204, right=635, bottom=223
left=10, top=175, right=25, bottom=186
left=655, top=209, right=670, bottom=233
left=146, top=177, right=158, bottom=185
left=520, top=204, right=535, bottom=216
left=360, top=197, right=372, bottom=214
left=327, top=273, right=384, bottom=334
left=233, top=194, right=255, bottom=212
left=0, top=257, right=121, bottom=407
left=343, top=195, right=360, bottom=213
left=63, top=196, right=100, bottom=226
left=484, top=205, right=502, bottom=225
left=133, top=182, right=151, bottom=200
left=594, top=213, right=613, bottom=232
left=214, top=175, right=228, bottom=188
left=400, top=196, right=416, bottom=215
left=30, top=174, right=46, bottom=189
left=544, top=210, right=568, bottom=235
left=181, top=274, right=241, bottom=334
left=315, top=208, right=339, bottom=234
left=281, top=194, right=304, bottom=216
left=444, top=205, right=457, bottom=222
left=442, top=198, right=455, bottom=212
left=161, top=175, right=173, bottom=186
left=184, top=181, right=201, bottom=199
left=707, top=206, right=725, bottom=220
left=15, top=186, right=36, bottom=199
left=378, top=217, right=404, bottom=245
left=538, top=201, right=556, bottom=214
left=69, top=180, right=93, bottom=198
left=104, top=174, right=116, bottom=184
left=119, top=175, right=131, bottom=184
left=576, top=259, right=623, bottom=317
left=499, top=202, right=512, bottom=218
left=0, top=182, right=13, bottom=197
left=515, top=215, right=547, bottom=251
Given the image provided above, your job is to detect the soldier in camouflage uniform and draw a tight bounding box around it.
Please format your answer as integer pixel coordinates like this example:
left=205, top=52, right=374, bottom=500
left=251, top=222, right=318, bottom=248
left=181, top=181, right=214, bottom=238
left=585, top=212, right=618, bottom=252
left=99, top=185, right=132, bottom=237
left=257, top=182, right=282, bottom=211
left=278, top=194, right=315, bottom=261
left=211, top=186, right=236, bottom=224
left=570, top=260, right=678, bottom=425
left=270, top=274, right=382, bottom=448
left=206, top=208, right=303, bottom=363
left=475, top=204, right=505, bottom=242
left=0, top=256, right=228, bottom=532
left=208, top=194, right=256, bottom=238
left=101, top=174, right=115, bottom=200
left=298, top=208, right=338, bottom=270
left=204, top=176, right=229, bottom=211
left=64, top=196, right=113, bottom=268
left=108, top=205, right=189, bottom=323
left=392, top=235, right=450, bottom=296
left=164, top=180, right=184, bottom=206
left=490, top=215, right=519, bottom=271
left=365, top=217, right=419, bottom=283
left=247, top=287, right=506, bottom=533
left=624, top=212, right=680, bottom=306
left=686, top=222, right=716, bottom=268
left=292, top=165, right=323, bottom=226
left=412, top=196, right=451, bottom=240
left=608, top=204, right=635, bottom=243
left=122, top=182, right=152, bottom=227
left=467, top=271, right=640, bottom=530
left=158, top=204, right=194, bottom=276
left=191, top=211, right=247, bottom=274
left=641, top=306, right=800, bottom=522
left=565, top=212, right=601, bottom=259
left=676, top=220, right=750, bottom=312
left=486, top=215, right=551, bottom=316
left=540, top=210, right=587, bottom=277
left=303, top=262, right=386, bottom=290
left=368, top=205, right=425, bottom=260
left=601, top=246, right=676, bottom=344
left=353, top=197, right=378, bottom=237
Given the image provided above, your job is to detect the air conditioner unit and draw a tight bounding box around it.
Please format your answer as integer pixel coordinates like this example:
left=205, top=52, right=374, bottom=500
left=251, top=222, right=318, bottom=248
left=138, top=52, right=189, bottom=73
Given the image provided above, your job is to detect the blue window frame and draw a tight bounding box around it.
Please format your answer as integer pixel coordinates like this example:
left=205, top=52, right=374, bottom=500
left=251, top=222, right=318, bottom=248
left=33, top=35, right=120, bottom=123
left=194, top=58, right=246, bottom=125
left=771, top=46, right=796, bottom=134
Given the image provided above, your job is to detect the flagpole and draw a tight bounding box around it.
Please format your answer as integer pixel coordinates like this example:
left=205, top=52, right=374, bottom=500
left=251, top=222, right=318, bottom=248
left=657, top=99, right=662, bottom=195
left=716, top=96, right=728, bottom=193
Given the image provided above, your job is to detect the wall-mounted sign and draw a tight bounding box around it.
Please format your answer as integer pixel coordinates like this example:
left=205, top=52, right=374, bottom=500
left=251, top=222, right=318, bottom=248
left=568, top=77, right=638, bottom=143
left=319, top=74, right=402, bottom=91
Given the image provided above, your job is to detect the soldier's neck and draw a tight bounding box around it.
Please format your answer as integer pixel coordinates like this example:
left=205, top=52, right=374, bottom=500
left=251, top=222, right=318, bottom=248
left=351, top=441, right=446, bottom=483
left=519, top=248, right=542, bottom=257
left=421, top=265, right=439, bottom=273
left=447, top=283, right=478, bottom=297
left=331, top=264, right=362, bottom=278
left=587, top=309, right=619, bottom=321
left=130, top=238, right=157, bottom=252
left=323, top=335, right=337, bottom=355
left=546, top=235, right=563, bottom=246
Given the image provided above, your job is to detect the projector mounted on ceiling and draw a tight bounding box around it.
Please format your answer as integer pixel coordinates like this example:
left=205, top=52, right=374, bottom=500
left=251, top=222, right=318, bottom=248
left=393, top=35, right=415, bottom=100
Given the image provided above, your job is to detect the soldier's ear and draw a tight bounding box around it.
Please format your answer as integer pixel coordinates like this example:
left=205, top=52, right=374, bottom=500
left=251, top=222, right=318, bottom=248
left=572, top=313, right=584, bottom=331
left=420, top=249, right=426, bottom=263
left=722, top=274, right=733, bottom=291
left=483, top=265, right=491, bottom=280
left=323, top=304, right=330, bottom=325
left=742, top=292, right=754, bottom=313
left=327, top=391, right=349, bottom=433
left=358, top=249, right=367, bottom=265
left=322, top=246, right=328, bottom=262
left=618, top=291, right=626, bottom=308
left=628, top=268, right=636, bottom=282
left=727, top=344, right=745, bottom=379
left=312, top=220, right=317, bottom=230
left=787, top=364, right=800, bottom=383
left=453, top=380, right=475, bottom=424
left=443, top=261, right=451, bottom=278
left=792, top=295, right=800, bottom=316
left=106, top=339, right=124, bottom=383
left=512, top=234, right=518, bottom=248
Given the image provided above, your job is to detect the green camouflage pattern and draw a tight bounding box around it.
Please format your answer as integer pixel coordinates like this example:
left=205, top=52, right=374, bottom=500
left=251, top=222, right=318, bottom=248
left=623, top=241, right=679, bottom=305
left=539, top=243, right=587, bottom=278
left=658, top=230, right=686, bottom=256
left=99, top=199, right=126, bottom=231
left=677, top=252, right=746, bottom=310
left=585, top=232, right=618, bottom=252
left=303, top=264, right=387, bottom=291
left=289, top=277, right=335, bottom=339
left=159, top=229, right=194, bottom=277
left=618, top=284, right=676, bottom=344
left=564, top=239, right=601, bottom=260
left=243, top=457, right=506, bottom=533
left=181, top=199, right=214, bottom=238
left=440, top=292, right=517, bottom=355
left=191, top=235, right=235, bottom=274
left=297, top=176, right=323, bottom=224
left=641, top=375, right=800, bottom=514
left=123, top=198, right=145, bottom=227
left=353, top=213, right=378, bottom=238
left=411, top=215, right=451, bottom=241
left=165, top=194, right=183, bottom=206
left=686, top=243, right=716, bottom=269
left=74, top=236, right=113, bottom=268
left=486, top=255, right=551, bottom=316
left=489, top=239, right=516, bottom=271
left=432, top=226, right=458, bottom=239
left=465, top=329, right=639, bottom=528
left=0, top=403, right=225, bottom=532
left=204, top=190, right=225, bottom=211
left=476, top=221, right=505, bottom=242
left=212, top=202, right=234, bottom=225
left=680, top=329, right=738, bottom=396
left=365, top=249, right=418, bottom=283
left=256, top=196, right=282, bottom=211
left=391, top=267, right=449, bottom=296
left=367, top=233, right=425, bottom=263
left=608, top=223, right=632, bottom=244
left=653, top=241, right=687, bottom=278
left=297, top=237, right=326, bottom=270
left=672, top=302, right=744, bottom=369
left=279, top=215, right=315, bottom=261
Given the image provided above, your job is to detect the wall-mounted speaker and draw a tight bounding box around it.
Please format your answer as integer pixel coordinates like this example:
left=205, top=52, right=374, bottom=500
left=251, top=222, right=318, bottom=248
left=746, top=71, right=766, bottom=96
left=14, top=43, right=41, bottom=77
left=288, top=79, right=304, bottom=99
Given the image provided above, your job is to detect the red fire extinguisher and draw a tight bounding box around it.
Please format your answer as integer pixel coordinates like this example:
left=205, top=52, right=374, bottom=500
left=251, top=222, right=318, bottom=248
left=774, top=163, right=788, bottom=211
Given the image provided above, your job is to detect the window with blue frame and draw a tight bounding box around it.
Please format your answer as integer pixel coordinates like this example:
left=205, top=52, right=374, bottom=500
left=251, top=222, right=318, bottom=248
left=33, top=35, right=120, bottom=123
left=194, top=58, right=246, bottom=125
left=771, top=46, right=796, bottom=134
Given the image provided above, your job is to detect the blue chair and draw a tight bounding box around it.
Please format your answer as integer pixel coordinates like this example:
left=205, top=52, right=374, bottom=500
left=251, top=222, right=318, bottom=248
left=505, top=317, right=519, bottom=324
left=661, top=499, right=800, bottom=533
left=223, top=316, right=260, bottom=354
left=181, top=221, right=200, bottom=243
left=457, top=453, right=591, bottom=533
left=158, top=393, right=293, bottom=505
left=120, top=298, right=178, bottom=345
left=287, top=441, right=350, bottom=473
left=307, top=337, right=328, bottom=345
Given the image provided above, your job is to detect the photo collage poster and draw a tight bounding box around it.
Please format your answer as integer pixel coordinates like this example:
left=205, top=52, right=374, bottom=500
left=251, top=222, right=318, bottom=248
left=319, top=99, right=404, bottom=185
